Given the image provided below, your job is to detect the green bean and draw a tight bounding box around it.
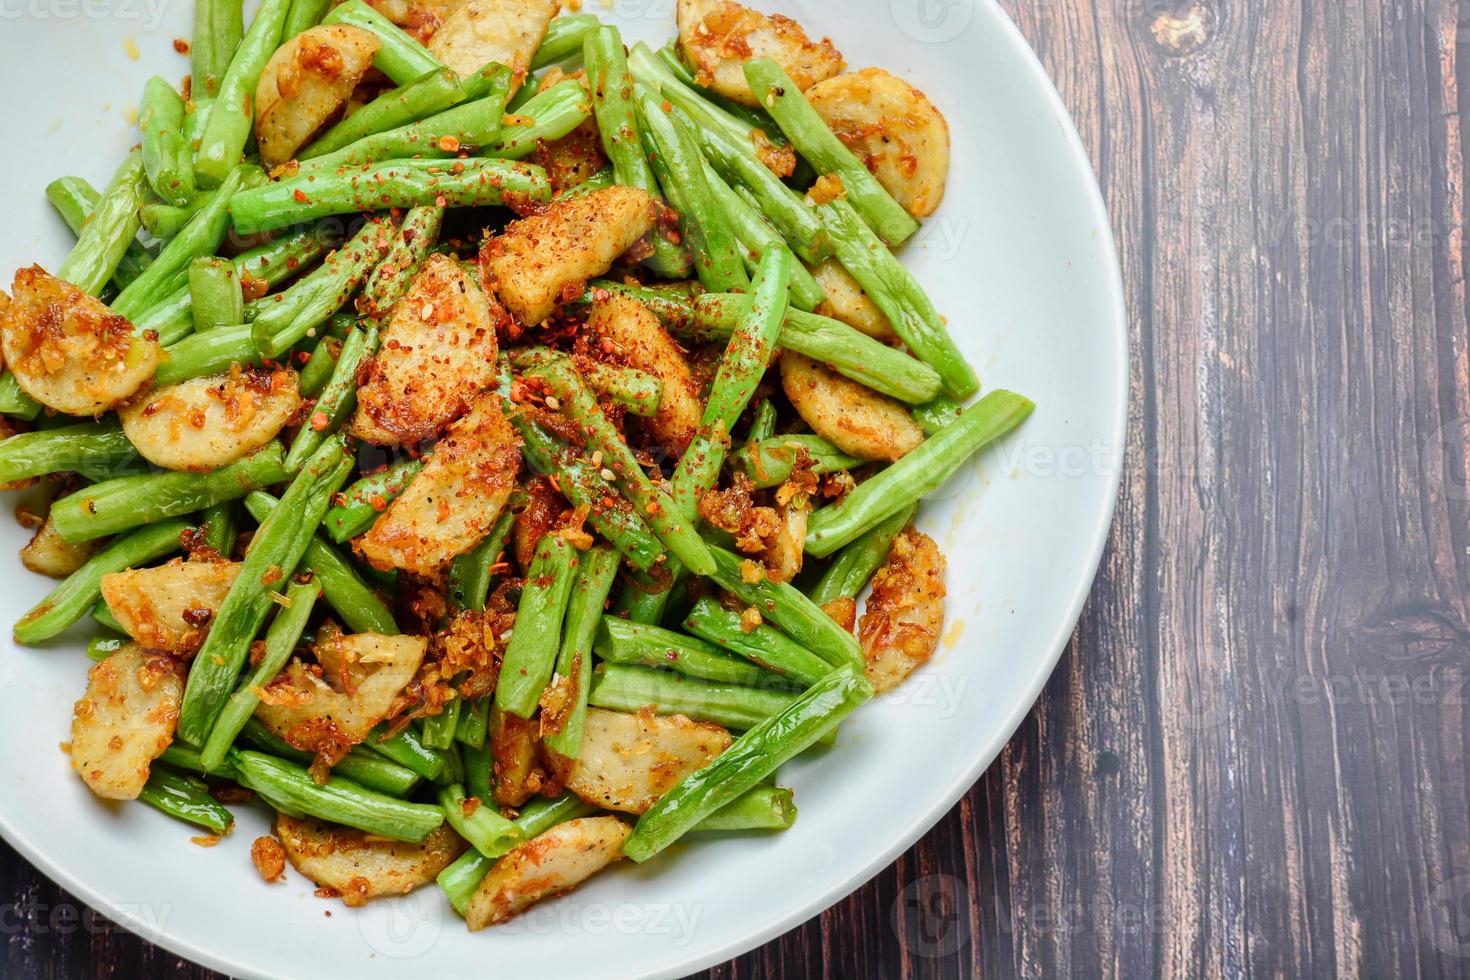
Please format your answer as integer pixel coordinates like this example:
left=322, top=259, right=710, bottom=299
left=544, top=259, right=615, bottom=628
left=198, top=502, right=239, bottom=556
left=137, top=768, right=235, bottom=834
left=807, top=391, right=1034, bottom=556
left=707, top=545, right=864, bottom=671
left=422, top=700, right=463, bottom=751
left=584, top=27, right=689, bottom=277
left=323, top=0, right=442, bottom=85
left=593, top=617, right=777, bottom=688
left=297, top=338, right=338, bottom=398
left=703, top=162, right=824, bottom=311
left=0, top=422, right=138, bottom=486
left=250, top=218, right=391, bottom=358
left=524, top=355, right=715, bottom=576
left=152, top=325, right=258, bottom=387
left=324, top=458, right=425, bottom=543
left=534, top=13, right=601, bottom=68
left=44, top=176, right=154, bottom=290
left=558, top=166, right=614, bottom=199
left=683, top=597, right=832, bottom=688
left=140, top=77, right=197, bottom=205
left=158, top=743, right=236, bottom=780
left=744, top=59, right=919, bottom=246
left=177, top=437, right=351, bottom=745
left=746, top=399, right=777, bottom=443
left=732, top=434, right=863, bottom=489
left=623, top=663, right=870, bottom=861
left=809, top=503, right=917, bottom=606
left=626, top=44, right=829, bottom=264
left=188, top=257, right=244, bottom=333
left=193, top=0, right=245, bottom=98
left=362, top=204, right=445, bottom=315
left=690, top=784, right=796, bottom=833
left=439, top=783, right=523, bottom=859
left=91, top=600, right=127, bottom=635
left=56, top=151, right=147, bottom=297
left=437, top=794, right=597, bottom=914
left=636, top=85, right=748, bottom=293
left=508, top=348, right=662, bottom=417
left=610, top=564, right=685, bottom=627
left=238, top=224, right=338, bottom=292
left=494, top=535, right=577, bottom=718
left=584, top=282, right=942, bottom=405
left=302, top=68, right=467, bottom=161
left=357, top=723, right=447, bottom=782
left=816, top=198, right=977, bottom=398
left=235, top=751, right=444, bottom=842
left=448, top=507, right=516, bottom=614
left=913, top=394, right=964, bottom=436
left=195, top=0, right=292, bottom=186
left=0, top=375, right=41, bottom=421
left=199, top=579, right=321, bottom=772
left=499, top=381, right=664, bottom=573
left=672, top=246, right=790, bottom=514
left=113, top=166, right=247, bottom=319
left=239, top=718, right=422, bottom=796
left=231, top=158, right=551, bottom=235
left=543, top=546, right=620, bottom=759
left=487, top=80, right=595, bottom=160
left=14, top=519, right=190, bottom=645
left=282, top=0, right=331, bottom=38
left=456, top=698, right=492, bottom=750
left=242, top=491, right=399, bottom=635
left=50, top=443, right=290, bottom=544
left=283, top=322, right=377, bottom=468
left=296, top=63, right=514, bottom=172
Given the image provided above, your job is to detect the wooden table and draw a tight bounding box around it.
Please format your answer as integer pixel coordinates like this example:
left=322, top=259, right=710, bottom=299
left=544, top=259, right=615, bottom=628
left=5, top=0, right=1469, bottom=975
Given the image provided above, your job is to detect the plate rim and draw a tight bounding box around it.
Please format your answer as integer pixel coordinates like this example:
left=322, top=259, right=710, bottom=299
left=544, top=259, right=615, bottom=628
left=0, top=1, right=1128, bottom=976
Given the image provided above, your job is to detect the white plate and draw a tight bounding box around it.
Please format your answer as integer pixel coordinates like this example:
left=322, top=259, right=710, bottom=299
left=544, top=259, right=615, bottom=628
left=0, top=2, right=1126, bottom=977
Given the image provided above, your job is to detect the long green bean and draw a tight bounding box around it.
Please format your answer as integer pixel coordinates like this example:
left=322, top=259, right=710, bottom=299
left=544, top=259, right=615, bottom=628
left=44, top=176, right=153, bottom=290
left=238, top=718, right=422, bottom=796
left=437, top=794, right=597, bottom=914
left=671, top=246, right=791, bottom=514
left=234, top=750, right=444, bottom=842
left=438, top=783, right=522, bottom=859
left=194, top=0, right=292, bottom=186
left=683, top=598, right=832, bottom=688
left=302, top=67, right=467, bottom=161
left=622, top=664, right=871, bottom=861
left=231, top=158, right=551, bottom=235
left=448, top=508, right=516, bottom=614
left=584, top=27, right=689, bottom=277
left=744, top=59, right=919, bottom=246
left=593, top=617, right=777, bottom=688
left=707, top=546, right=864, bottom=671
left=494, top=534, right=577, bottom=718
left=689, top=784, right=796, bottom=833
left=322, top=0, right=442, bottom=84
left=524, top=355, right=714, bottom=576
left=139, top=77, right=196, bottom=205
left=50, top=444, right=289, bottom=544
left=324, top=458, right=425, bottom=543
left=193, top=0, right=245, bottom=98
left=534, top=14, right=601, bottom=69
left=242, top=491, right=399, bottom=635
left=14, top=519, right=190, bottom=645
left=543, top=546, right=620, bottom=759
left=56, top=151, right=146, bottom=297
left=188, top=257, right=244, bottom=333
left=137, top=768, right=235, bottom=833
left=0, top=375, right=41, bottom=421
left=177, top=437, right=351, bottom=745
left=199, top=579, right=321, bottom=772
left=0, top=422, right=138, bottom=486
left=486, top=80, right=595, bottom=160
left=636, top=85, right=748, bottom=293
left=250, top=218, right=391, bottom=358
left=806, top=390, right=1034, bottom=556
left=283, top=323, right=377, bottom=469
left=732, top=434, right=863, bottom=489
left=809, top=503, right=917, bottom=605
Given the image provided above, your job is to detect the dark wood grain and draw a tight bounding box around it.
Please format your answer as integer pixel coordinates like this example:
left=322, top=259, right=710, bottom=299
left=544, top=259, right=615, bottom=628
left=6, top=0, right=1470, bottom=976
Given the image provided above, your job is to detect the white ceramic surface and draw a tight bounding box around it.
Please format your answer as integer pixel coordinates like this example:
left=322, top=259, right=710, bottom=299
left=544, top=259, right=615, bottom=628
left=0, top=1, right=1126, bottom=976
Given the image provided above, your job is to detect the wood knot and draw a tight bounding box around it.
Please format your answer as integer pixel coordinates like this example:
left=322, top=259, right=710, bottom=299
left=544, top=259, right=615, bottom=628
left=1146, top=1, right=1216, bottom=57
left=1352, top=605, right=1470, bottom=665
